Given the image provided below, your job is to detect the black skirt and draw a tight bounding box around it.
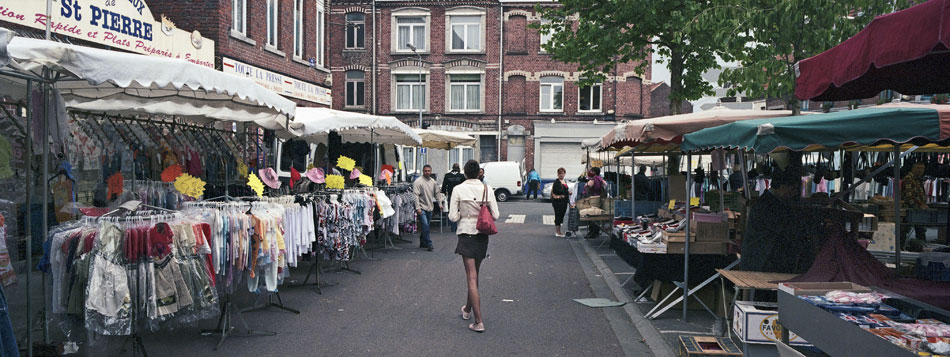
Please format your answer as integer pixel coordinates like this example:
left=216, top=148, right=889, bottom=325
left=455, top=233, right=489, bottom=260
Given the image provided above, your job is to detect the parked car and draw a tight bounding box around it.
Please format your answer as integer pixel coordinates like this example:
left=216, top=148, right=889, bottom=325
left=542, top=179, right=577, bottom=200
left=479, top=161, right=523, bottom=202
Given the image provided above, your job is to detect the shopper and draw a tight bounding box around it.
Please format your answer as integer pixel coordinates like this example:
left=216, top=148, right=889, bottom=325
left=633, top=165, right=649, bottom=200
left=525, top=168, right=541, bottom=199
left=728, top=164, right=745, bottom=192
left=584, top=167, right=607, bottom=238
left=551, top=168, right=571, bottom=237
left=478, top=168, right=485, bottom=182
left=900, top=162, right=928, bottom=249
left=413, top=165, right=439, bottom=251
left=442, top=164, right=467, bottom=232
left=448, top=159, right=499, bottom=333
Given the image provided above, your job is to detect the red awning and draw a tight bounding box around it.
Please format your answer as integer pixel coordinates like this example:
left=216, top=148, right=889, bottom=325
left=795, top=0, right=950, bottom=101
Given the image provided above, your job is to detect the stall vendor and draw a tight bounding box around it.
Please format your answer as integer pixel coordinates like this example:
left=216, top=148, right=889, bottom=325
left=900, top=162, right=928, bottom=248
left=740, top=167, right=817, bottom=274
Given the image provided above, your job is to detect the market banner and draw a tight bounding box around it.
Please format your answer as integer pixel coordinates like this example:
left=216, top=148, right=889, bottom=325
left=222, top=57, right=332, bottom=105
left=0, top=0, right=214, bottom=67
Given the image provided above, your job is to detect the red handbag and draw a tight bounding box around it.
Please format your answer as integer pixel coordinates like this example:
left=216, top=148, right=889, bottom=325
left=476, top=184, right=498, bottom=235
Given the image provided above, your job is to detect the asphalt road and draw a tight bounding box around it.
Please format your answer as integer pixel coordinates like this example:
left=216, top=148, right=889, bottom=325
left=93, top=198, right=660, bottom=356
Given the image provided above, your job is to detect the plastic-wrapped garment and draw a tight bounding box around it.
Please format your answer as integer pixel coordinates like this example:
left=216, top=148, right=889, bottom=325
left=84, top=223, right=132, bottom=336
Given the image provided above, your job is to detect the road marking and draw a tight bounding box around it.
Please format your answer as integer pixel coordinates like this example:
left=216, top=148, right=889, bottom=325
left=505, top=214, right=526, bottom=224
left=542, top=215, right=554, bottom=225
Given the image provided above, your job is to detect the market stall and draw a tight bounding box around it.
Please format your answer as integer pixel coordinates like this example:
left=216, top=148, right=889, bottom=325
left=414, top=128, right=476, bottom=150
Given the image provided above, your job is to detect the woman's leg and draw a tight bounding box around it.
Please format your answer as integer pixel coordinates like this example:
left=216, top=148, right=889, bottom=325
left=463, top=256, right=483, bottom=324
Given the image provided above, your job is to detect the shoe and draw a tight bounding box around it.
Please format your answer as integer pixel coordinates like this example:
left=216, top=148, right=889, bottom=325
left=461, top=306, right=471, bottom=320
left=469, top=322, right=485, bottom=332
left=427, top=246, right=434, bottom=251
left=555, top=233, right=566, bottom=238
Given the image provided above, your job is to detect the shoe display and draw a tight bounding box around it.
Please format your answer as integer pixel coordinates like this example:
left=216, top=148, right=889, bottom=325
left=461, top=306, right=471, bottom=320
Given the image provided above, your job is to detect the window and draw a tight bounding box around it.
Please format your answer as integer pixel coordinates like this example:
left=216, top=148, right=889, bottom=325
left=293, top=0, right=304, bottom=57
left=316, top=1, right=325, bottom=66
left=346, top=71, right=365, bottom=107
left=396, top=74, right=426, bottom=111
left=540, top=18, right=553, bottom=51
left=578, top=83, right=602, bottom=112
left=449, top=147, right=474, bottom=167
left=231, top=0, right=246, bottom=34
left=540, top=76, right=564, bottom=112
left=449, top=74, right=481, bottom=111
left=266, top=0, right=278, bottom=47
left=397, top=16, right=426, bottom=51
left=403, top=147, right=415, bottom=173
left=346, top=13, right=365, bottom=49
left=450, top=15, right=480, bottom=51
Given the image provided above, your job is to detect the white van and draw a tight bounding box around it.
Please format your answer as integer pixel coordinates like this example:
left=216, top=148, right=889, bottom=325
left=480, top=161, right=523, bottom=202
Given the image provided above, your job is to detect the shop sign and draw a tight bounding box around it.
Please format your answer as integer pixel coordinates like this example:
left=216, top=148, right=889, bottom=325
left=222, top=57, right=331, bottom=106
left=0, top=0, right=214, bottom=67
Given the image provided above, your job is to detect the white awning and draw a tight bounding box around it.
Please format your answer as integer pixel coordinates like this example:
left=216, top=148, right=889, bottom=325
left=0, top=31, right=296, bottom=134
left=414, top=129, right=476, bottom=149
left=290, top=107, right=422, bottom=146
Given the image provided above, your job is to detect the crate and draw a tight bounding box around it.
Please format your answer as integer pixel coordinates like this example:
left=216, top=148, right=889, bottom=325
left=614, top=200, right=663, bottom=218
left=906, top=209, right=948, bottom=225
left=916, top=252, right=950, bottom=281
left=678, top=336, right=742, bottom=356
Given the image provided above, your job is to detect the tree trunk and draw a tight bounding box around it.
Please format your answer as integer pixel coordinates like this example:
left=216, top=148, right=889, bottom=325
left=669, top=47, right=685, bottom=115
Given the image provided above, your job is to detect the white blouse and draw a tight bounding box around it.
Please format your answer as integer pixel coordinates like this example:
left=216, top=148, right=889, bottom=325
left=448, top=179, right=500, bottom=235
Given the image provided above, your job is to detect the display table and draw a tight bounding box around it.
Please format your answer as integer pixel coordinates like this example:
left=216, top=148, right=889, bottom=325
left=610, top=234, right=736, bottom=288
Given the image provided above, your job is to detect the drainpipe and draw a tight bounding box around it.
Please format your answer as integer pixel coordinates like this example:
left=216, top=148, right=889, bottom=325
left=497, top=3, right=504, bottom=161
left=372, top=0, right=377, bottom=115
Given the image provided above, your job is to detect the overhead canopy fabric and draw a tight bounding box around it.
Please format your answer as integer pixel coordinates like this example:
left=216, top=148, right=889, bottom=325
left=291, top=107, right=422, bottom=146
left=795, top=0, right=950, bottom=101
left=681, top=104, right=950, bottom=153
left=1, top=31, right=296, bottom=133
left=600, top=107, right=797, bottom=151
left=414, top=129, right=476, bottom=149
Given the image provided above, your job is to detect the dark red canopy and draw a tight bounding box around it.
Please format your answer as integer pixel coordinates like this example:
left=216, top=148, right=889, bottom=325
left=795, top=0, right=950, bottom=102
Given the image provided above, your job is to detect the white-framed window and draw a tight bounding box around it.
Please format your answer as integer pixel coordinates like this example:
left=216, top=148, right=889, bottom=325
left=316, top=1, right=325, bottom=67
left=346, top=13, right=365, bottom=49
left=540, top=76, right=564, bottom=112
left=403, top=147, right=416, bottom=173
left=450, top=15, right=481, bottom=51
left=266, top=0, right=278, bottom=47
left=392, top=10, right=429, bottom=53
left=540, top=18, right=553, bottom=50
left=346, top=71, right=365, bottom=107
left=293, top=0, right=304, bottom=58
left=231, top=0, right=246, bottom=34
left=449, top=74, right=481, bottom=112
left=578, top=83, right=602, bottom=112
left=449, top=147, right=475, bottom=168
left=395, top=74, right=427, bottom=111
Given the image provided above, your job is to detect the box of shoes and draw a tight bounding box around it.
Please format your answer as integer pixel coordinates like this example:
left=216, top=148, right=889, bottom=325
left=637, top=241, right=667, bottom=254
left=664, top=241, right=728, bottom=255
left=663, top=231, right=695, bottom=242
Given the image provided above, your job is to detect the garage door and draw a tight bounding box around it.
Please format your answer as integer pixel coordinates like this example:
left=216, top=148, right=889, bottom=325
left=539, top=142, right=586, bottom=180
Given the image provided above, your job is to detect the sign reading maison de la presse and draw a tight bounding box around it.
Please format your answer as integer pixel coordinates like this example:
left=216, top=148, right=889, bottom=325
left=222, top=57, right=332, bottom=106
left=0, top=0, right=214, bottom=67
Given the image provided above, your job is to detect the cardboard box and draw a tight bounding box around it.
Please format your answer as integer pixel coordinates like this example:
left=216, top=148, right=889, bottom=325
left=777, top=282, right=871, bottom=296
left=658, top=208, right=673, bottom=219
left=868, top=222, right=896, bottom=252
left=637, top=241, right=667, bottom=254
left=694, top=221, right=730, bottom=242
left=665, top=241, right=728, bottom=255
left=663, top=230, right=695, bottom=242
left=733, top=301, right=810, bottom=346
left=678, top=336, right=742, bottom=356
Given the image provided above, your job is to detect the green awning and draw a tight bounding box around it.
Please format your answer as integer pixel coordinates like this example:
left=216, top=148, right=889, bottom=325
left=681, top=104, right=950, bottom=153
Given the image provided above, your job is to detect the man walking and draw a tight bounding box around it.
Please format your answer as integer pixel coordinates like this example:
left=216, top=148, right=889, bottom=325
left=525, top=168, right=541, bottom=199
left=414, top=165, right=439, bottom=251
left=442, top=163, right=466, bottom=232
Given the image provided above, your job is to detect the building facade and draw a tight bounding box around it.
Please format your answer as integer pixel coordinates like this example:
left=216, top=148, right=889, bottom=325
left=327, top=0, right=651, bottom=179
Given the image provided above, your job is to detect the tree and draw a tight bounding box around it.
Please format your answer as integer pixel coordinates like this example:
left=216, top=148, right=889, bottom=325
left=716, top=0, right=911, bottom=115
left=536, top=1, right=723, bottom=115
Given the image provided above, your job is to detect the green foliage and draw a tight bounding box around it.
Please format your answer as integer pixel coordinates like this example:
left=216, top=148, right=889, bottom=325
left=535, top=0, right=726, bottom=114
left=716, top=0, right=911, bottom=112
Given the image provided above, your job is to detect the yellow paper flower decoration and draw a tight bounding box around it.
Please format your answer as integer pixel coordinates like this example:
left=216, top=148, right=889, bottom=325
left=174, top=173, right=207, bottom=199
left=325, top=174, right=345, bottom=189
left=236, top=161, right=249, bottom=178
left=247, top=173, right=265, bottom=197
left=358, top=174, right=373, bottom=187
left=336, top=156, right=356, bottom=171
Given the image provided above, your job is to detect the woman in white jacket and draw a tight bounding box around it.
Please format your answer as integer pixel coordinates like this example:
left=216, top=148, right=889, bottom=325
left=448, top=160, right=499, bottom=333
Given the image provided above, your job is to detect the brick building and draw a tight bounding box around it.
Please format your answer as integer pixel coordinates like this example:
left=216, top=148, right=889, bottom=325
left=328, top=0, right=650, bottom=179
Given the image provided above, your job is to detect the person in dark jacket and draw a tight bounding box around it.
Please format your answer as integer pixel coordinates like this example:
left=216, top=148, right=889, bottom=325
left=740, top=167, right=817, bottom=274
left=551, top=167, right=571, bottom=237
left=442, top=164, right=467, bottom=232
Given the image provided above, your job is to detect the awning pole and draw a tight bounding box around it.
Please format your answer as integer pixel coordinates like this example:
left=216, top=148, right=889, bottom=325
left=631, top=151, right=636, bottom=219
left=41, top=80, right=52, bottom=344
left=893, top=144, right=902, bottom=270
left=683, top=153, right=692, bottom=321
left=740, top=149, right=751, bottom=200
left=25, top=78, right=34, bottom=357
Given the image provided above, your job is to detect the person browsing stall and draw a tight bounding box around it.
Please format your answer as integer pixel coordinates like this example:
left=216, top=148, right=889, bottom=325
left=551, top=168, right=571, bottom=237
left=740, top=167, right=817, bottom=274
left=448, top=160, right=499, bottom=333
left=901, top=162, right=928, bottom=248
left=413, top=165, right=439, bottom=251
left=584, top=167, right=607, bottom=238
left=525, top=168, right=541, bottom=200
left=442, top=164, right=467, bottom=232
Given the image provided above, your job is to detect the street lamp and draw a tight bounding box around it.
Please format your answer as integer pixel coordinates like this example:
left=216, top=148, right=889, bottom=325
left=407, top=43, right=424, bottom=177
